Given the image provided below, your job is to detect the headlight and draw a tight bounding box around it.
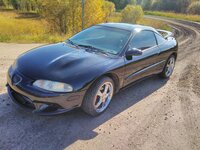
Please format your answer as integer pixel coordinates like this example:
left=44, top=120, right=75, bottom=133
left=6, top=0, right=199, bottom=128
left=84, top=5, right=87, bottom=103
left=33, top=80, right=73, bottom=92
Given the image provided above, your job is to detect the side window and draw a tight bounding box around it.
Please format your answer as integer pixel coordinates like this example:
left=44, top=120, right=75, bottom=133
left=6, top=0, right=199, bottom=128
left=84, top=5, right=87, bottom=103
left=130, top=31, right=157, bottom=50
left=155, top=33, right=166, bottom=45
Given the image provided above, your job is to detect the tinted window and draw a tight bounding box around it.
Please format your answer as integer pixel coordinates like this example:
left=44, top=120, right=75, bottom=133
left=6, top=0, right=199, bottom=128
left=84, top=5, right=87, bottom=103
left=130, top=31, right=157, bottom=50
left=69, top=26, right=131, bottom=55
left=155, top=33, right=166, bottom=45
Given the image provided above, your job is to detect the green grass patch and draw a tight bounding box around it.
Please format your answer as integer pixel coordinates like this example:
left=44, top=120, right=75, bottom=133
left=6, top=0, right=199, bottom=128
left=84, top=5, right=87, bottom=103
left=0, top=11, right=69, bottom=43
left=0, top=10, right=171, bottom=43
left=145, top=11, right=200, bottom=22
left=138, top=18, right=171, bottom=31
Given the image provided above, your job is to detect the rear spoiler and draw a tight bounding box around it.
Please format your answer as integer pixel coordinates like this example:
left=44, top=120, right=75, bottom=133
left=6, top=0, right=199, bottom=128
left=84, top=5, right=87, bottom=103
left=156, top=29, right=174, bottom=39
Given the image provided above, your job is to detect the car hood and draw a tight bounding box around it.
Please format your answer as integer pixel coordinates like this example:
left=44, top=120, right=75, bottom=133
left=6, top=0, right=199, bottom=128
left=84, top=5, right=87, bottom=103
left=16, top=43, right=111, bottom=82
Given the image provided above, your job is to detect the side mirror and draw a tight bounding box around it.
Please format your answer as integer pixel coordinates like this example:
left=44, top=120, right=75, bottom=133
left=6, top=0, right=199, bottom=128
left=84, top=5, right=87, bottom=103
left=126, top=48, right=143, bottom=57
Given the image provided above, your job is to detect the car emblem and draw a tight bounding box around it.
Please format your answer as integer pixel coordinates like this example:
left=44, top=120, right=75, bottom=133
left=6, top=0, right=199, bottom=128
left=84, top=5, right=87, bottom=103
left=12, top=74, right=22, bottom=86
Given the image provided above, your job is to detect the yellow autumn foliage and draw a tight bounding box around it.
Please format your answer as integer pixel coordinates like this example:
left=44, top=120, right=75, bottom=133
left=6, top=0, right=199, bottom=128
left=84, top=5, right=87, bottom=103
left=40, top=0, right=106, bottom=35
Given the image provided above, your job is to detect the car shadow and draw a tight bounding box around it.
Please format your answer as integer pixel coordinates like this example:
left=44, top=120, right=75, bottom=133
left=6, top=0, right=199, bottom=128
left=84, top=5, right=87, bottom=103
left=0, top=76, right=168, bottom=150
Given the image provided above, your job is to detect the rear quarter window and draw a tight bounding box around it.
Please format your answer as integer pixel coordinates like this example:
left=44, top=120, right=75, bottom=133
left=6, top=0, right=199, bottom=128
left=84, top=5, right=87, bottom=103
left=155, top=33, right=166, bottom=45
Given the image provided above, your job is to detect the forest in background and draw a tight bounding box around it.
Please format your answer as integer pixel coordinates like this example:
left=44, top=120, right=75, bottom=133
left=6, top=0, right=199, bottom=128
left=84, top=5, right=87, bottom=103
left=1, top=0, right=200, bottom=14
left=108, top=0, right=200, bottom=14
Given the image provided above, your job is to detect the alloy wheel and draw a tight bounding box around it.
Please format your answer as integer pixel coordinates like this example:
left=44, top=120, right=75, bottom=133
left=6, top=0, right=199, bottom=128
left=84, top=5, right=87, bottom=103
left=165, top=56, right=175, bottom=77
left=94, top=82, right=114, bottom=113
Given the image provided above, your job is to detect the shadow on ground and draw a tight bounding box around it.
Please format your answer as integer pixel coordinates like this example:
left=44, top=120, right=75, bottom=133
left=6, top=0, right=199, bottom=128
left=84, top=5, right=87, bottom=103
left=0, top=76, right=167, bottom=150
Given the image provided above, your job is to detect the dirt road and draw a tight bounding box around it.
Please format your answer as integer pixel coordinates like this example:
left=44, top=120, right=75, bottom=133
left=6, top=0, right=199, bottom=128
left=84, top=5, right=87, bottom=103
left=0, top=17, right=200, bottom=150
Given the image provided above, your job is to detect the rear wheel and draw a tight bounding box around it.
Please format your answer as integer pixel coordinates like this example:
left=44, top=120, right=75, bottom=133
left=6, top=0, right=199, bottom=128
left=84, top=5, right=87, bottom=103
left=81, top=77, right=114, bottom=116
left=160, top=55, right=176, bottom=78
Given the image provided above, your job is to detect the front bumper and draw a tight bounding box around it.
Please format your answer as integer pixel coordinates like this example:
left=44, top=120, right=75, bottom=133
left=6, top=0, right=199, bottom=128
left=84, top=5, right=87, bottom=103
left=7, top=68, right=86, bottom=115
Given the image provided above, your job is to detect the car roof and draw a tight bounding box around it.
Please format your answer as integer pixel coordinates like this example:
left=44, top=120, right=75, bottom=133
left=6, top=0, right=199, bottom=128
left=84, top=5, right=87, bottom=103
left=98, top=23, right=159, bottom=33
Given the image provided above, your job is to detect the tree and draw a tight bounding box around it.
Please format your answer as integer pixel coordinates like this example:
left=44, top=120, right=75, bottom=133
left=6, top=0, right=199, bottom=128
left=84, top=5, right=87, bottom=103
left=39, top=0, right=70, bottom=34
left=67, top=0, right=82, bottom=34
left=141, top=0, right=152, bottom=10
left=9, top=0, right=19, bottom=10
left=121, top=5, right=144, bottom=23
left=187, top=1, right=200, bottom=14
left=141, top=0, right=192, bottom=13
left=136, top=0, right=143, bottom=5
left=7, top=0, right=39, bottom=11
left=103, top=1, right=115, bottom=22
left=108, top=0, right=136, bottom=10
left=151, top=0, right=162, bottom=10
left=0, top=0, right=5, bottom=7
left=84, top=0, right=105, bottom=27
left=0, top=0, right=11, bottom=8
left=176, top=0, right=191, bottom=13
left=39, top=0, right=106, bottom=35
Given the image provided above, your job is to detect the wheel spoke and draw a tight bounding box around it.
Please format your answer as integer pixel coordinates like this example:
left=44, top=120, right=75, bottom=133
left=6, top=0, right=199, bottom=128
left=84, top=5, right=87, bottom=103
left=167, top=63, right=170, bottom=67
left=97, top=91, right=103, bottom=97
left=104, top=84, right=109, bottom=94
left=95, top=98, right=103, bottom=108
left=166, top=70, right=170, bottom=76
left=105, top=93, right=110, bottom=98
left=170, top=67, right=173, bottom=73
left=170, top=59, right=174, bottom=65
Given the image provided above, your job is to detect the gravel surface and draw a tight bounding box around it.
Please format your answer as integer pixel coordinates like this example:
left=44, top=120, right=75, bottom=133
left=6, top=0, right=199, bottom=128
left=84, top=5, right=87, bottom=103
left=0, top=17, right=200, bottom=150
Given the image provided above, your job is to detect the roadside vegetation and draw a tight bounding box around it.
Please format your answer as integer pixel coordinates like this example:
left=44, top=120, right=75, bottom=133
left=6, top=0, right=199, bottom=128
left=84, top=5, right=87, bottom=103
left=0, top=0, right=170, bottom=43
left=187, top=1, right=200, bottom=15
left=3, top=0, right=200, bottom=43
left=145, top=11, right=200, bottom=23
left=138, top=0, right=200, bottom=15
left=0, top=11, right=66, bottom=43
left=121, top=5, right=143, bottom=24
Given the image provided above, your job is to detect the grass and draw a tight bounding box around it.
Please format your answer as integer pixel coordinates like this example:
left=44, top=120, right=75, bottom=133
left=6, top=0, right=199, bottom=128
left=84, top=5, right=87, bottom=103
left=145, top=11, right=200, bottom=22
left=0, top=10, right=171, bottom=43
left=0, top=11, right=68, bottom=43
left=138, top=18, right=171, bottom=31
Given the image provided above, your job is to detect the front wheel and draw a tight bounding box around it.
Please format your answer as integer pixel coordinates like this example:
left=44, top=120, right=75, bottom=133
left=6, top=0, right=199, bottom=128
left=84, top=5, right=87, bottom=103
left=81, top=77, right=114, bottom=116
left=160, top=55, right=176, bottom=78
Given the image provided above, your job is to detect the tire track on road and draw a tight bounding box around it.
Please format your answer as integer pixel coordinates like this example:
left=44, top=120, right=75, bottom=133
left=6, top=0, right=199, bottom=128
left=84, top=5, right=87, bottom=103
left=143, top=16, right=200, bottom=150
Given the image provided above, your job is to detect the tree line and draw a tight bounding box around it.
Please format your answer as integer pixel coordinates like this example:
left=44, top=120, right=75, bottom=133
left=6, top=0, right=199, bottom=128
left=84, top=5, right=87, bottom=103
left=109, top=0, right=200, bottom=14
left=1, top=0, right=200, bottom=15
left=0, top=0, right=39, bottom=11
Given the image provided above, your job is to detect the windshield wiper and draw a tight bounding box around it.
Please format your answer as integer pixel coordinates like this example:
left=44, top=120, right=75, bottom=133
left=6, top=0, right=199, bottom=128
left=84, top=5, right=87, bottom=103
left=66, top=39, right=79, bottom=48
left=77, top=44, right=97, bottom=50
left=77, top=44, right=109, bottom=56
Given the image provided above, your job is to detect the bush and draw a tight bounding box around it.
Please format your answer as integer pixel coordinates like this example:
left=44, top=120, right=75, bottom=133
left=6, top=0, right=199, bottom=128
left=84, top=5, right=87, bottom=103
left=187, top=1, right=200, bottom=15
left=121, top=5, right=144, bottom=24
left=39, top=0, right=69, bottom=34
left=103, top=1, right=115, bottom=22
left=39, top=0, right=105, bottom=35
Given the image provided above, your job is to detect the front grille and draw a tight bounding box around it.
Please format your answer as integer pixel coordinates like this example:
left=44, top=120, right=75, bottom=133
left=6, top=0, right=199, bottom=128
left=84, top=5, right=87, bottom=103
left=11, top=89, right=35, bottom=109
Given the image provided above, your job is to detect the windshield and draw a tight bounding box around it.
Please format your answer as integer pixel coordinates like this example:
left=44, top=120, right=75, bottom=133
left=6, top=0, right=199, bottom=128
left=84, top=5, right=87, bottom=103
left=68, top=26, right=131, bottom=55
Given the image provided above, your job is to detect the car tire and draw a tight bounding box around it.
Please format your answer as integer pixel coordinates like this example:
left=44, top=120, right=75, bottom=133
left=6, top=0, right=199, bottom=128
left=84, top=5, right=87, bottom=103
left=159, top=55, right=176, bottom=78
left=81, top=77, right=114, bottom=116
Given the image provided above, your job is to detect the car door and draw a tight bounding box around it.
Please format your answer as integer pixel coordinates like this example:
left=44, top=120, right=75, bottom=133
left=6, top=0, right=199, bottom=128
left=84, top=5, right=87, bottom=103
left=124, top=30, right=162, bottom=86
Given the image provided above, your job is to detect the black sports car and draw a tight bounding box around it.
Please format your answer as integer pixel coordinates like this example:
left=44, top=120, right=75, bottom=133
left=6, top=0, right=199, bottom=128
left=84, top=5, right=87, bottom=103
left=7, top=23, right=178, bottom=116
